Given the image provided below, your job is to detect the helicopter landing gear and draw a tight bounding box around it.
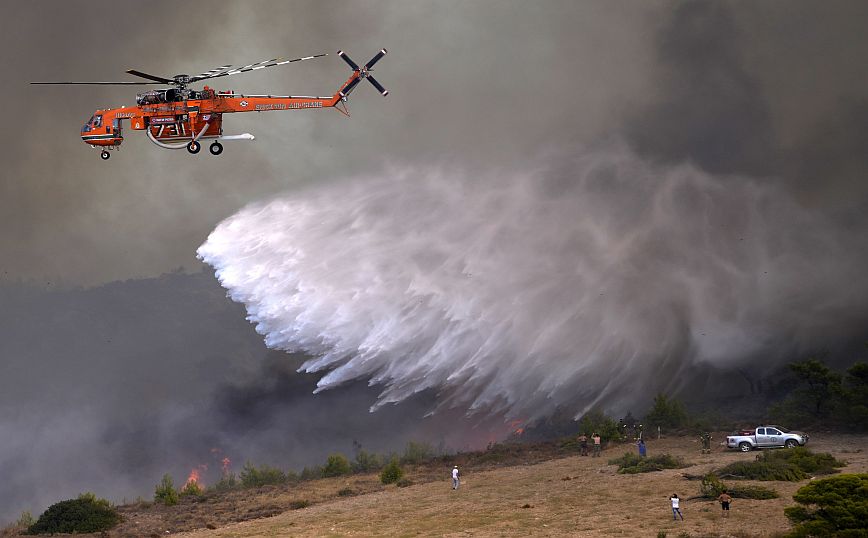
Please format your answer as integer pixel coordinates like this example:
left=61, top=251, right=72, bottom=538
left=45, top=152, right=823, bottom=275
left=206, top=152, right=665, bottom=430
left=209, top=142, right=223, bottom=155
left=187, top=141, right=201, bottom=154
left=100, top=150, right=111, bottom=160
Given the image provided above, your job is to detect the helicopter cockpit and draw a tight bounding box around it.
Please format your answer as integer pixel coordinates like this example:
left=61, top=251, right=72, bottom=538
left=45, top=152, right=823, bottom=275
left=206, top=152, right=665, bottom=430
left=81, top=114, right=102, bottom=133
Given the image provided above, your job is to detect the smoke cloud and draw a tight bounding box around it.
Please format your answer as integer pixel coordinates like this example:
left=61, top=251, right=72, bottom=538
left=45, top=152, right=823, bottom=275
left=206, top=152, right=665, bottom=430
left=198, top=143, right=868, bottom=421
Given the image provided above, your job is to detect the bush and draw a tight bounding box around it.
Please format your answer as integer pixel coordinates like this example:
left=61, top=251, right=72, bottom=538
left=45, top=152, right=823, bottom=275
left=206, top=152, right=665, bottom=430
left=353, top=449, right=384, bottom=472
left=300, top=466, right=323, bottom=481
left=715, top=448, right=844, bottom=482
left=700, top=474, right=778, bottom=500
left=27, top=493, right=121, bottom=534
left=396, top=478, right=414, bottom=488
left=239, top=461, right=287, bottom=487
left=608, top=452, right=687, bottom=474
left=154, top=474, right=179, bottom=506
left=785, top=473, right=868, bottom=537
left=715, top=460, right=806, bottom=482
left=211, top=472, right=237, bottom=492
left=643, top=393, right=688, bottom=432
left=180, top=479, right=203, bottom=497
left=380, top=457, right=404, bottom=484
left=337, top=488, right=355, bottom=497
left=289, top=500, right=310, bottom=510
left=402, top=441, right=434, bottom=464
left=322, top=453, right=352, bottom=477
left=578, top=409, right=622, bottom=443
left=16, top=511, right=35, bottom=528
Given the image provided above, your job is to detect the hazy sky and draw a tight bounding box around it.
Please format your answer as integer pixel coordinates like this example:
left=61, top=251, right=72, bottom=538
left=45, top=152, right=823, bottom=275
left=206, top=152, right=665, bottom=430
left=4, top=1, right=865, bottom=287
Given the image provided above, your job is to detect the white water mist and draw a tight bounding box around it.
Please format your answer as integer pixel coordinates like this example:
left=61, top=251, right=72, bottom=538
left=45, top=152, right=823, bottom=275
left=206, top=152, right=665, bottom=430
left=198, top=145, right=863, bottom=420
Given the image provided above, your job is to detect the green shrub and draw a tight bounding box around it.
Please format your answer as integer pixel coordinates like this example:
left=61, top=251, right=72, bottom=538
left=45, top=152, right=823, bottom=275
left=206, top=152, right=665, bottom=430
left=715, top=448, right=844, bottom=482
left=289, top=500, right=310, bottom=510
left=785, top=473, right=868, bottom=537
left=322, top=453, right=352, bottom=477
left=27, top=493, right=121, bottom=534
left=402, top=441, right=434, bottom=464
left=154, top=474, right=179, bottom=506
left=396, top=478, right=414, bottom=488
left=578, top=409, right=622, bottom=443
left=211, top=472, right=237, bottom=492
left=643, top=393, right=688, bottom=432
left=16, top=511, right=35, bottom=528
left=764, top=447, right=844, bottom=475
left=239, top=461, right=287, bottom=487
left=353, top=449, right=384, bottom=472
left=380, top=457, right=404, bottom=484
left=300, top=465, right=323, bottom=481
left=337, top=488, right=355, bottom=497
left=180, top=479, right=203, bottom=497
left=715, top=460, right=806, bottom=481
left=608, top=452, right=687, bottom=474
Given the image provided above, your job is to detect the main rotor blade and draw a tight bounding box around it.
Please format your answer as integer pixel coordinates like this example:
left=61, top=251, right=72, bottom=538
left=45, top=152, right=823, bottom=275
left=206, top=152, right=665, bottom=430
left=126, top=70, right=175, bottom=84
left=339, top=76, right=362, bottom=98
left=30, top=81, right=161, bottom=85
left=337, top=50, right=359, bottom=71
left=366, top=76, right=389, bottom=96
left=365, top=49, right=388, bottom=70
left=190, top=53, right=327, bottom=82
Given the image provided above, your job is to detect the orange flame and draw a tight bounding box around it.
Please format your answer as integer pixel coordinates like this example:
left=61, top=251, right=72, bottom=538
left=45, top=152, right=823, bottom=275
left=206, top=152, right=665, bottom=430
left=221, top=457, right=231, bottom=474
left=185, top=464, right=208, bottom=488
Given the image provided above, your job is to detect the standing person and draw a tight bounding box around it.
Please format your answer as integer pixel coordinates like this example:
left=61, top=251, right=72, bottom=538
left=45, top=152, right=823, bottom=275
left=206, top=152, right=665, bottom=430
left=452, top=465, right=460, bottom=490
left=718, top=489, right=732, bottom=517
left=670, top=493, right=684, bottom=521
left=592, top=433, right=602, bottom=457
left=578, top=433, right=588, bottom=456
left=637, top=438, right=647, bottom=457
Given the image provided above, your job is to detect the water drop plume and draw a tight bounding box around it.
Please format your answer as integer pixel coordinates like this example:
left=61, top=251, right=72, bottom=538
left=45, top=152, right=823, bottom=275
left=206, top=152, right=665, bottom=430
left=198, top=145, right=866, bottom=421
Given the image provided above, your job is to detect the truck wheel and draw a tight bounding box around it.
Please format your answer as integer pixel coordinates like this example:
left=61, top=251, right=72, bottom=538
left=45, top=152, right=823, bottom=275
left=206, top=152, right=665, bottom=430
left=785, top=439, right=798, bottom=449
left=739, top=442, right=752, bottom=452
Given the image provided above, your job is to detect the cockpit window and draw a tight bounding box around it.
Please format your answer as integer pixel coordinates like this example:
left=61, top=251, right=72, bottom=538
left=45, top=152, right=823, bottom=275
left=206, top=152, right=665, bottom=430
left=93, top=115, right=103, bottom=128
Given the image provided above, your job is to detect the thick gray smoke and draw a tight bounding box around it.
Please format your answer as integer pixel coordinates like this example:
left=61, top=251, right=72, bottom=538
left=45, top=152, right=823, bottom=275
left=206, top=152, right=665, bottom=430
left=198, top=143, right=867, bottom=421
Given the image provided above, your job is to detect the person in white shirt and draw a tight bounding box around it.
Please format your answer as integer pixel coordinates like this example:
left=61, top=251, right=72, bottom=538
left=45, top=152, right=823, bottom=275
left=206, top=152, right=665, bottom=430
left=670, top=493, right=684, bottom=520
left=452, top=465, right=460, bottom=489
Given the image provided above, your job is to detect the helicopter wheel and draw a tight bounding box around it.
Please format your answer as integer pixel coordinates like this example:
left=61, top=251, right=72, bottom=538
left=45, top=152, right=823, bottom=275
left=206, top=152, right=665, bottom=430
left=187, top=141, right=201, bottom=154
left=209, top=142, right=223, bottom=156
left=100, top=150, right=111, bottom=160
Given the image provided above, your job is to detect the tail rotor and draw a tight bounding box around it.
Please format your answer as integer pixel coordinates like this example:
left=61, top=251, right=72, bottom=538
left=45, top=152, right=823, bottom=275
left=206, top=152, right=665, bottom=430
left=338, top=49, right=389, bottom=98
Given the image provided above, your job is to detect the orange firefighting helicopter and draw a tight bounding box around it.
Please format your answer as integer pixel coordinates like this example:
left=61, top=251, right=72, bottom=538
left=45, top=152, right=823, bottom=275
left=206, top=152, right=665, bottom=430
left=31, top=49, right=388, bottom=160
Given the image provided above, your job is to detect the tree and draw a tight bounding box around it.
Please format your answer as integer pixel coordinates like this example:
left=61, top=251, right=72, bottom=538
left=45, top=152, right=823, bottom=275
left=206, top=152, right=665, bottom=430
left=643, top=393, right=688, bottom=432
left=842, top=362, right=868, bottom=430
left=28, top=493, right=121, bottom=534
left=788, top=359, right=842, bottom=418
left=154, top=474, right=179, bottom=506
left=380, top=457, right=403, bottom=484
left=322, top=453, right=351, bottom=477
left=784, top=473, right=868, bottom=537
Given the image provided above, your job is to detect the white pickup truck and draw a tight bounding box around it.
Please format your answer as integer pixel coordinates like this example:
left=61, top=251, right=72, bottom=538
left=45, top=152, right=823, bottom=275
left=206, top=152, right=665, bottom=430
left=726, top=425, right=809, bottom=452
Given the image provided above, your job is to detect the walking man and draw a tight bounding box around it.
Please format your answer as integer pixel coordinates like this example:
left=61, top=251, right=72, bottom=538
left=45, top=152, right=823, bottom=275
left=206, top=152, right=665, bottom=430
left=592, top=433, right=602, bottom=457
left=452, top=465, right=460, bottom=490
left=670, top=493, right=684, bottom=521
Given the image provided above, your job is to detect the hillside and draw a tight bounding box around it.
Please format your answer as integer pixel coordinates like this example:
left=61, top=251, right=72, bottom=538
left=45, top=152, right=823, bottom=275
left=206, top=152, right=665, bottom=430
left=6, top=433, right=866, bottom=537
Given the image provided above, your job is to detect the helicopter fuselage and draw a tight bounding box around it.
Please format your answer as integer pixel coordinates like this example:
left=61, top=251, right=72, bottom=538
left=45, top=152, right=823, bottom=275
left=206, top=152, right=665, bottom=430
left=80, top=83, right=349, bottom=150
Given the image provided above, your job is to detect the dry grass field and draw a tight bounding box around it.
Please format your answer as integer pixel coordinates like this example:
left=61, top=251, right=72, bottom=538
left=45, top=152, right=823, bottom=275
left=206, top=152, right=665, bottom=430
left=6, top=433, right=865, bottom=538
left=171, top=434, right=866, bottom=538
